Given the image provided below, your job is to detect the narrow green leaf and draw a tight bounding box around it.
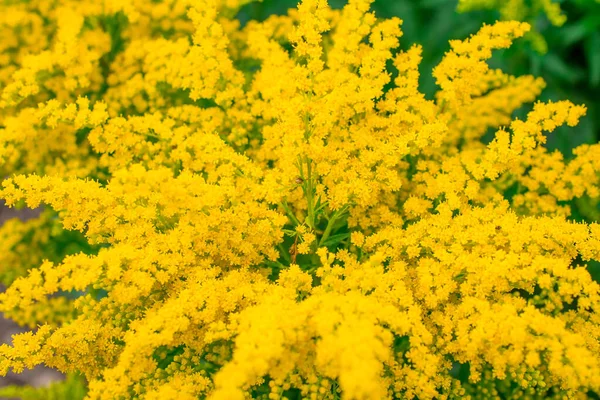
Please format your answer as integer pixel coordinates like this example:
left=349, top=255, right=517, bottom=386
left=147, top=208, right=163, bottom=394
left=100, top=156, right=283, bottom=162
left=321, top=232, right=350, bottom=248
left=586, top=32, right=600, bottom=86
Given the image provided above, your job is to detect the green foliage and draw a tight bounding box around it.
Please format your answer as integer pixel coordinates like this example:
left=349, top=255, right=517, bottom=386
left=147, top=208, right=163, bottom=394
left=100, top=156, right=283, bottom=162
left=0, top=374, right=87, bottom=400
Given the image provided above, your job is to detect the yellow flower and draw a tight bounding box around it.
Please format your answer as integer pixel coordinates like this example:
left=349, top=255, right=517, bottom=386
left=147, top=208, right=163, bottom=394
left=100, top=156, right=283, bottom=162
left=0, top=0, right=598, bottom=398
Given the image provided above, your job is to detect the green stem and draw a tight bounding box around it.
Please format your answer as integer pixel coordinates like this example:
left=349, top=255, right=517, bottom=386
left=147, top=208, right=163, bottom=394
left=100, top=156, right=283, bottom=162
left=305, top=158, right=316, bottom=229
left=277, top=243, right=291, bottom=264
left=281, top=201, right=301, bottom=226
left=318, top=205, right=347, bottom=247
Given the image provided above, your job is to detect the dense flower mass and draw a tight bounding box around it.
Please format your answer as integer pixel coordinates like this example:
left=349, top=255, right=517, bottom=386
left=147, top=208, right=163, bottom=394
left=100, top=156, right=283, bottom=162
left=0, top=0, right=599, bottom=399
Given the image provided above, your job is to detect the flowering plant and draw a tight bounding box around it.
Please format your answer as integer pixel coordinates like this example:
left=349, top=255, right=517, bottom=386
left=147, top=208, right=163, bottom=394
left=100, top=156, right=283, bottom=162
left=0, top=0, right=599, bottom=399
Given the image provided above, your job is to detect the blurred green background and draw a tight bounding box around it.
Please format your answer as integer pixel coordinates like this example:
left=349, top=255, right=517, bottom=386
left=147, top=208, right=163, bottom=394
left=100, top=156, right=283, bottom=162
left=239, top=0, right=600, bottom=154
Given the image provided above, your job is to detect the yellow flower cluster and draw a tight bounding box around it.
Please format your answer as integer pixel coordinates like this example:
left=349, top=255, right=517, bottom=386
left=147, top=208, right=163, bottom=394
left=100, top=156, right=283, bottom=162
left=456, top=0, right=567, bottom=53
left=0, top=0, right=599, bottom=399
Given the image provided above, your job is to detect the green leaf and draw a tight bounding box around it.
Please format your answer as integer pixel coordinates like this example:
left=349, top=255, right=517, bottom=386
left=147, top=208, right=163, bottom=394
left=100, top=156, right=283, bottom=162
left=560, top=23, right=588, bottom=46
left=542, top=53, right=585, bottom=84
left=586, top=32, right=600, bottom=86
left=321, top=232, right=350, bottom=248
